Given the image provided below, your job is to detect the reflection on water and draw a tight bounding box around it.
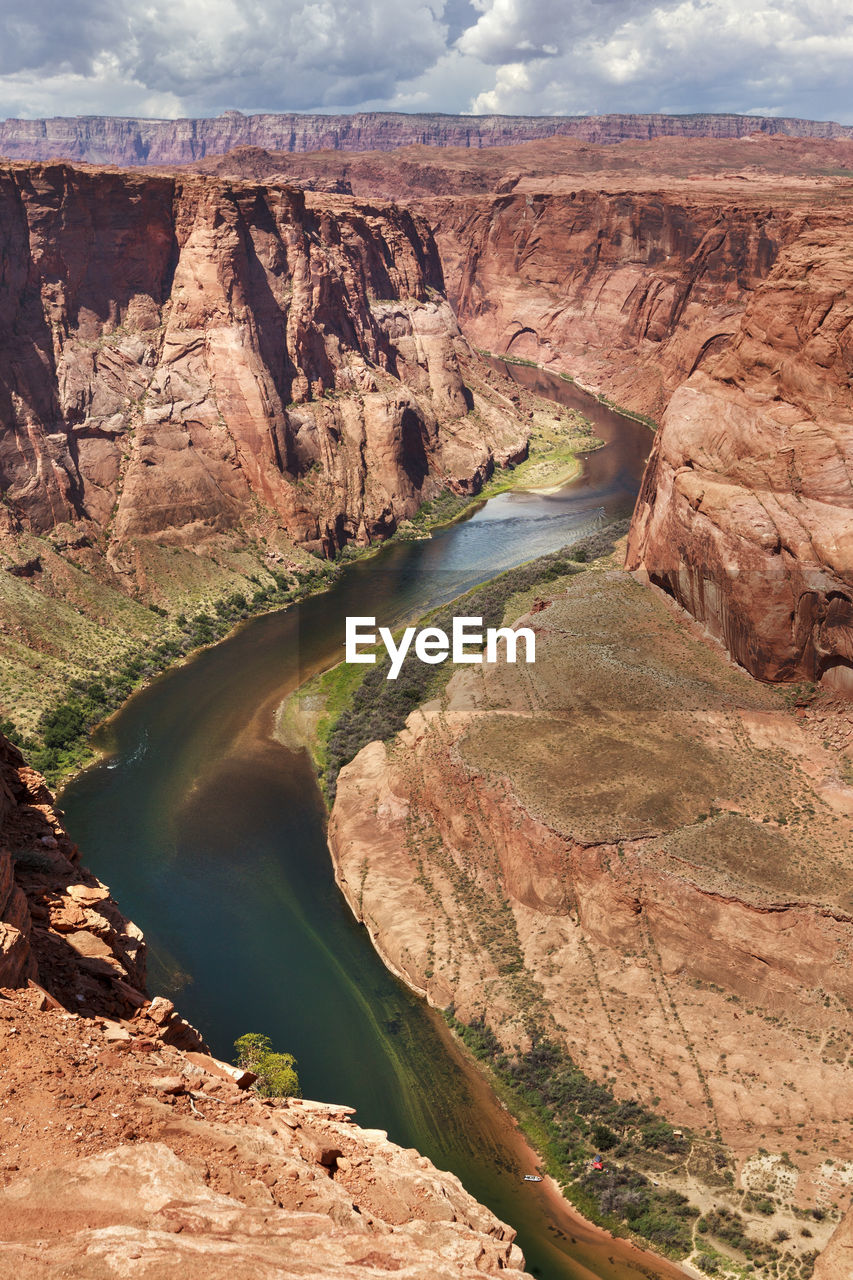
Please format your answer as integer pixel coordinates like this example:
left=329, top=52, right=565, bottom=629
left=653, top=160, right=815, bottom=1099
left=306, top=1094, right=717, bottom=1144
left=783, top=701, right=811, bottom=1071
left=60, top=367, right=667, bottom=1279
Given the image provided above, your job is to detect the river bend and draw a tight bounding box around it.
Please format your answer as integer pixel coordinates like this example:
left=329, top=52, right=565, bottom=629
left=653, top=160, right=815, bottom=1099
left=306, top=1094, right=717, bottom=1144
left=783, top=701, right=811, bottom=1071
left=61, top=365, right=673, bottom=1279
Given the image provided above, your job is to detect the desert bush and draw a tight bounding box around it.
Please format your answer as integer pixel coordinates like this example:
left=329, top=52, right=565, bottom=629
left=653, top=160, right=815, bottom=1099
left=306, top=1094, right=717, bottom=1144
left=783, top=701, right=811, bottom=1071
left=234, top=1032, right=300, bottom=1098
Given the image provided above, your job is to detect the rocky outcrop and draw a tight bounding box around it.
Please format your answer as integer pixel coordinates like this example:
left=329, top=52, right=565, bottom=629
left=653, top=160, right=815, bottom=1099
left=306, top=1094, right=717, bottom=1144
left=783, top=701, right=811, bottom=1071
left=0, top=751, right=36, bottom=989
left=0, top=161, right=526, bottom=580
left=0, top=985, right=526, bottom=1279
left=2, top=111, right=853, bottom=168
left=0, top=733, right=148, bottom=1015
left=0, top=730, right=210, bottom=1046
left=814, top=1207, right=853, bottom=1279
left=626, top=220, right=853, bottom=687
left=329, top=566, right=853, bottom=1258
left=0, top=155, right=533, bottom=743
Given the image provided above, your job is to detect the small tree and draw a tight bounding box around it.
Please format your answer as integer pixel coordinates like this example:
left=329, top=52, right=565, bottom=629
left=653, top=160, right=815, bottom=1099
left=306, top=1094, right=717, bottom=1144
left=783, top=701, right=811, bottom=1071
left=234, top=1032, right=300, bottom=1098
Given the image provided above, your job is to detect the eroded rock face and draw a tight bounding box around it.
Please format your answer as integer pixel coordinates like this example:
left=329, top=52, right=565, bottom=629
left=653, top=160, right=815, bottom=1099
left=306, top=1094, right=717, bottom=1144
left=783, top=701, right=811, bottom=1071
left=0, top=162, right=526, bottom=582
left=216, top=137, right=849, bottom=691
left=422, top=185, right=852, bottom=689
left=427, top=191, right=803, bottom=422
left=328, top=568, right=853, bottom=1244
left=2, top=111, right=853, bottom=168
left=627, top=222, right=853, bottom=686
left=425, top=173, right=853, bottom=688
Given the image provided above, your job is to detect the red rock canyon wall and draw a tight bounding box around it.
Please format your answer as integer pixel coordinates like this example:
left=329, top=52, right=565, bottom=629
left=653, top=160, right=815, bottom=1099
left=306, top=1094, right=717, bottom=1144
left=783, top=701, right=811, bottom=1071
left=0, top=162, right=526, bottom=582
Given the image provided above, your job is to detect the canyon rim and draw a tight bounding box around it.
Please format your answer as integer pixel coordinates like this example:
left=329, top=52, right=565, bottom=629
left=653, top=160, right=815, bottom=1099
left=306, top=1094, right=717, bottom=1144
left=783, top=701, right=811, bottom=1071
left=0, top=89, right=852, bottom=1280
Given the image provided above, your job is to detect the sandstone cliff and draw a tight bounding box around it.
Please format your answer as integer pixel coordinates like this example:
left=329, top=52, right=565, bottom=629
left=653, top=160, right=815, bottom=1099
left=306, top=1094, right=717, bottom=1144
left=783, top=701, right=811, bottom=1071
left=430, top=189, right=798, bottom=420
left=626, top=220, right=853, bottom=688
left=436, top=177, right=853, bottom=689
left=0, top=733, right=527, bottom=1277
left=421, top=156, right=853, bottom=691
left=0, top=160, right=531, bottom=735
left=328, top=559, right=853, bottom=1272
left=3, top=111, right=853, bottom=168
left=0, top=162, right=524, bottom=562
left=182, top=134, right=853, bottom=426
left=199, top=136, right=853, bottom=690
left=813, top=1207, right=853, bottom=1280
left=185, top=137, right=821, bottom=418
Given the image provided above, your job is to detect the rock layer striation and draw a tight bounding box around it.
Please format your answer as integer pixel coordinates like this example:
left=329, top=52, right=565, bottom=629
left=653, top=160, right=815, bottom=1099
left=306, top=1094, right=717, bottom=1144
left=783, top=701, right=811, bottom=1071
left=329, top=563, right=853, bottom=1266
left=3, top=111, right=853, bottom=168
left=0, top=162, right=526, bottom=571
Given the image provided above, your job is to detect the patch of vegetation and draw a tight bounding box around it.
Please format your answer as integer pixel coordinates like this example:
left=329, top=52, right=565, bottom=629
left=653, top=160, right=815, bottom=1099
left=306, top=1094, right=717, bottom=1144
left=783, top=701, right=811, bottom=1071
left=343, top=402, right=599, bottom=551
left=696, top=1208, right=782, bottom=1265
left=474, top=348, right=538, bottom=368
left=233, top=1032, right=301, bottom=1098
left=4, top=565, right=337, bottom=787
left=9, top=846, right=58, bottom=873
left=782, top=681, right=818, bottom=709
left=400, top=487, right=481, bottom=537
left=286, top=657, right=378, bottom=774
left=445, top=1014, right=700, bottom=1257
left=321, top=526, right=624, bottom=800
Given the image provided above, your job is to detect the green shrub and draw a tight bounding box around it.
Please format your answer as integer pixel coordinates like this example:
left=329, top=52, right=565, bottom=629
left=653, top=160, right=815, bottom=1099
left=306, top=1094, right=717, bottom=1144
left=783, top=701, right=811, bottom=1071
left=234, top=1032, right=300, bottom=1098
left=592, top=1124, right=619, bottom=1150
left=640, top=1119, right=684, bottom=1151
left=40, top=701, right=86, bottom=750
left=698, top=1208, right=780, bottom=1262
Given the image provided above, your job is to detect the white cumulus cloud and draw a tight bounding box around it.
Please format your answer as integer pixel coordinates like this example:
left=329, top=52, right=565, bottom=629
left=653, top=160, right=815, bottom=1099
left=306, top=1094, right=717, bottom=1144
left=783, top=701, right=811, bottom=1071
left=0, top=0, right=850, bottom=123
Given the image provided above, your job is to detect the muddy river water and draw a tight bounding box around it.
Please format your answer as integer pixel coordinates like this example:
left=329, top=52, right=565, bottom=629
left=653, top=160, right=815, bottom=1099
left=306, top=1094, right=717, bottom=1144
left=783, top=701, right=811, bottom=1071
left=61, top=366, right=686, bottom=1279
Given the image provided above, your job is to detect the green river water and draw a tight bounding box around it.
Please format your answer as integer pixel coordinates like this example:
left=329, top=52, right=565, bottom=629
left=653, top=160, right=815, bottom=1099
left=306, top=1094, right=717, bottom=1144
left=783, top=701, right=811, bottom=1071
left=60, top=366, right=683, bottom=1280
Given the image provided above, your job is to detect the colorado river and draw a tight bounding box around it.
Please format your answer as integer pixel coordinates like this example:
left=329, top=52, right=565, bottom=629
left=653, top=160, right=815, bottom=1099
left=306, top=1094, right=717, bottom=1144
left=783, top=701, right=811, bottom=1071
left=60, top=366, right=681, bottom=1279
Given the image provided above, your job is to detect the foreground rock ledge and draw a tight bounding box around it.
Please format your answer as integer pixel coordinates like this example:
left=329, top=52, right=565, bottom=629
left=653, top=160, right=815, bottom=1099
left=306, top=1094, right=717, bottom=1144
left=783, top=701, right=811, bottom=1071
left=0, top=735, right=527, bottom=1278
left=0, top=989, right=526, bottom=1279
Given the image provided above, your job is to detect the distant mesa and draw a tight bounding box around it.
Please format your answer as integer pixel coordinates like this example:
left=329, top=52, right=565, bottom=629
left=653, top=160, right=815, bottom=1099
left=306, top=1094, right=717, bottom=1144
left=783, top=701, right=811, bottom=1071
left=1, top=110, right=853, bottom=167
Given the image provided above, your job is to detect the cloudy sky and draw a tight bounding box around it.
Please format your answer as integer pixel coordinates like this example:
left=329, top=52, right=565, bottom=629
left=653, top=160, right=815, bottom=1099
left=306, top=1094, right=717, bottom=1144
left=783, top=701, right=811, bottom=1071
left=1, top=0, right=850, bottom=122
